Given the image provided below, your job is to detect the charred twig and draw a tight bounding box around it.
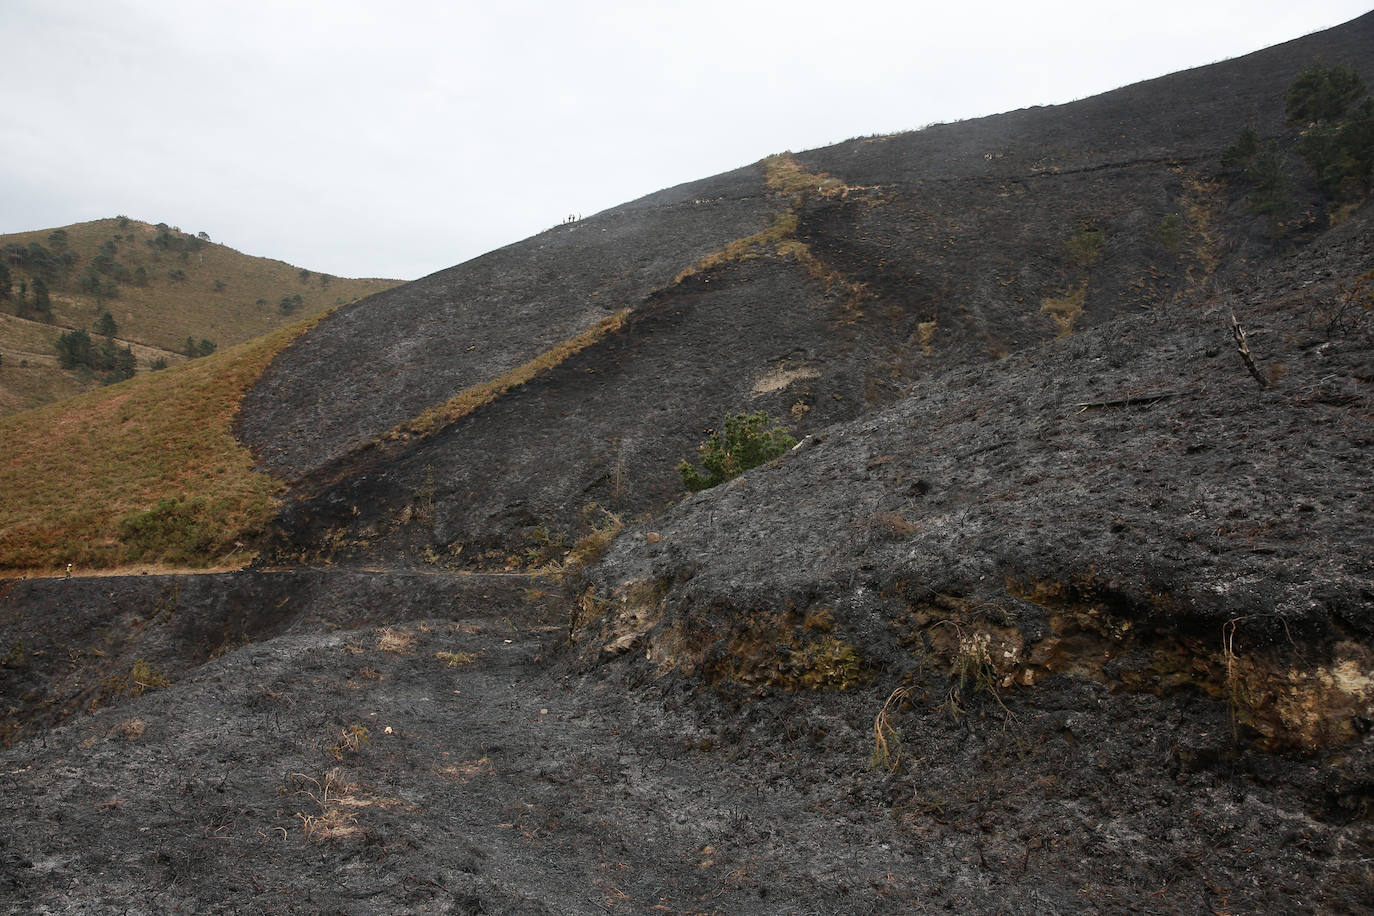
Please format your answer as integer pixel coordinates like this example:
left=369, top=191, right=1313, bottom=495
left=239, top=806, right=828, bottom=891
left=1230, top=312, right=1269, bottom=389
left=871, top=685, right=913, bottom=774
left=1074, top=392, right=1181, bottom=411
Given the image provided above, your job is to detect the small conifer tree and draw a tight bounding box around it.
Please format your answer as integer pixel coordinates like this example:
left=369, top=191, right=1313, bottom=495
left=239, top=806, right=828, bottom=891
left=679, top=412, right=797, bottom=492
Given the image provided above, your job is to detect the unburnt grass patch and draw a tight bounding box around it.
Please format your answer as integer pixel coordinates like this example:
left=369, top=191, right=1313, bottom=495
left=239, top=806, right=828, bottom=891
left=0, top=311, right=333, bottom=572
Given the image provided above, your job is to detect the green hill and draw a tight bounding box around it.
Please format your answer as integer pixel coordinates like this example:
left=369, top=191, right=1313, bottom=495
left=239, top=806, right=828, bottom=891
left=0, top=217, right=399, bottom=415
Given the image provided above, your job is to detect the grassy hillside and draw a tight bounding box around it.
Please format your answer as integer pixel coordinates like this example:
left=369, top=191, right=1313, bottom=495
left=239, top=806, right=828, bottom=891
left=0, top=217, right=399, bottom=414
left=0, top=311, right=335, bottom=574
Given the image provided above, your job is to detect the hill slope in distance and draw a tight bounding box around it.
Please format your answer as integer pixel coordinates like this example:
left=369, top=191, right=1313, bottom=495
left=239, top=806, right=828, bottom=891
left=0, top=216, right=398, bottom=415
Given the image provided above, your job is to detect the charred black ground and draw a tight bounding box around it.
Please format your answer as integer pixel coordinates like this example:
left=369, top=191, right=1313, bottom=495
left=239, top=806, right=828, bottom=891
left=3, top=13, right=1373, bottom=915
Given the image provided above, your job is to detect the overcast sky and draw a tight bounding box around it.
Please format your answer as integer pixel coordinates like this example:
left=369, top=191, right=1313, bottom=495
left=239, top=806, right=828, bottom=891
left=2, top=1, right=1369, bottom=281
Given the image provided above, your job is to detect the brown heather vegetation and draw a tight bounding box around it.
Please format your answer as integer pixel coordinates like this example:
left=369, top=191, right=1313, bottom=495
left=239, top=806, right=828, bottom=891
left=671, top=154, right=869, bottom=316
left=759, top=151, right=847, bottom=195
left=0, top=312, right=331, bottom=574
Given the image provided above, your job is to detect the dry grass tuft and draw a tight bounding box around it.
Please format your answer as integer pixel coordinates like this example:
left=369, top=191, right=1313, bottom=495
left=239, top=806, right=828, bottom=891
left=436, top=756, right=493, bottom=782
left=101, top=658, right=170, bottom=699
left=434, top=650, right=477, bottom=668
left=322, top=724, right=371, bottom=761
left=916, top=320, right=938, bottom=355
left=871, top=685, right=913, bottom=773
left=557, top=506, right=624, bottom=580
left=117, top=718, right=147, bottom=740
left=394, top=310, right=631, bottom=441
left=761, top=153, right=847, bottom=196
left=673, top=213, right=799, bottom=285
left=752, top=364, right=821, bottom=396
left=670, top=153, right=871, bottom=315
left=285, top=768, right=407, bottom=843
left=376, top=627, right=415, bottom=654
left=1178, top=170, right=1224, bottom=284
left=1041, top=281, right=1087, bottom=337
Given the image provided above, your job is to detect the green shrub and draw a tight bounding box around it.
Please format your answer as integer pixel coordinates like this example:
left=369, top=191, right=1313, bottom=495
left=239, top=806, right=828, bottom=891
left=1064, top=227, right=1106, bottom=270
left=55, top=328, right=95, bottom=370
left=679, top=412, right=796, bottom=492
left=1220, top=128, right=1291, bottom=229
left=54, top=328, right=135, bottom=383
left=1295, top=98, right=1374, bottom=199
left=1286, top=60, right=1366, bottom=124
left=118, top=496, right=216, bottom=564
left=102, top=658, right=169, bottom=698
left=1153, top=213, right=1185, bottom=252
left=183, top=337, right=217, bottom=358
left=1222, top=126, right=1260, bottom=170
left=1286, top=60, right=1374, bottom=200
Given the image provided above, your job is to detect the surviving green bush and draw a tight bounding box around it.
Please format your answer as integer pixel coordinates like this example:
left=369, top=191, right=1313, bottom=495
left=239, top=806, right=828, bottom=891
left=1220, top=60, right=1372, bottom=224
left=1246, top=140, right=1293, bottom=220
left=1286, top=60, right=1366, bottom=125
left=1223, top=125, right=1293, bottom=227
left=118, top=496, right=217, bottom=564
left=1222, top=126, right=1261, bottom=170
left=1152, top=213, right=1186, bottom=252
left=679, top=412, right=797, bottom=492
left=1064, top=227, right=1106, bottom=270
left=1286, top=60, right=1373, bottom=200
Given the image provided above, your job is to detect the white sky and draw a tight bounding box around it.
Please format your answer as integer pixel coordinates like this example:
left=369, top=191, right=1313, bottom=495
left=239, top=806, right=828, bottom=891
left=2, top=1, right=1369, bottom=280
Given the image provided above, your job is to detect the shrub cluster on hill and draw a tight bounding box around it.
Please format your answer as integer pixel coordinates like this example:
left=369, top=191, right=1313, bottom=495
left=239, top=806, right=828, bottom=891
left=117, top=496, right=217, bottom=565
left=1287, top=60, right=1374, bottom=199
left=54, top=327, right=135, bottom=385
left=1, top=238, right=78, bottom=285
left=1225, top=59, right=1374, bottom=227
left=679, top=412, right=797, bottom=492
left=183, top=337, right=217, bottom=358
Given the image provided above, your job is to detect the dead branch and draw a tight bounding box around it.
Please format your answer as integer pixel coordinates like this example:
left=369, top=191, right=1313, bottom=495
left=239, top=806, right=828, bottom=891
left=1230, top=312, right=1269, bottom=389
left=1074, top=392, right=1181, bottom=411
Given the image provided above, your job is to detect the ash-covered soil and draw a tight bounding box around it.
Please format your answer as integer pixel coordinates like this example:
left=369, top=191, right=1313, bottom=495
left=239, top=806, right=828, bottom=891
left=2, top=578, right=1370, bottom=915
left=585, top=211, right=1374, bottom=658
left=237, top=164, right=778, bottom=482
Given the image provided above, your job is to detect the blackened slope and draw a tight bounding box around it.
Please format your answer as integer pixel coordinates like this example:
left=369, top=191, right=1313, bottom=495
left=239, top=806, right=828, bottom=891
left=777, top=11, right=1374, bottom=371
left=3, top=596, right=1367, bottom=914
left=237, top=163, right=776, bottom=480
left=0, top=569, right=562, bottom=742
left=238, top=13, right=1373, bottom=485
left=259, top=10, right=1374, bottom=567
left=581, top=204, right=1374, bottom=748
left=798, top=11, right=1374, bottom=186
left=262, top=253, right=867, bottom=566
left=248, top=11, right=1374, bottom=565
